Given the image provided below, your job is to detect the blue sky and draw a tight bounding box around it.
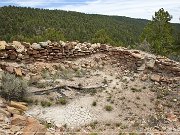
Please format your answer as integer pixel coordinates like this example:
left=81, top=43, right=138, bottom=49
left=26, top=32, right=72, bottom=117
left=0, top=0, right=180, bottom=23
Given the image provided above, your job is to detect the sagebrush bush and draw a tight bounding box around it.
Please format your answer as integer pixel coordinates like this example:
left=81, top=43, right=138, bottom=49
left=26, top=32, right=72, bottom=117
left=0, top=72, right=28, bottom=101
left=104, top=105, right=113, bottom=111
left=56, top=97, right=67, bottom=105
left=41, top=101, right=52, bottom=107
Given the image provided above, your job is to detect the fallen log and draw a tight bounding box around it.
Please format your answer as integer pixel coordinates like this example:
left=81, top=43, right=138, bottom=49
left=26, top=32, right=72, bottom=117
left=32, top=84, right=107, bottom=95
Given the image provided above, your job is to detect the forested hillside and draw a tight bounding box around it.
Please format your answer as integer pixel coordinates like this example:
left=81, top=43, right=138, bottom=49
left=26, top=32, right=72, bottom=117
left=0, top=6, right=147, bottom=45
left=0, top=6, right=180, bottom=48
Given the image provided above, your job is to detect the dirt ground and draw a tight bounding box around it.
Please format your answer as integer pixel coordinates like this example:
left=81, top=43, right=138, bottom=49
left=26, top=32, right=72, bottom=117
left=21, top=53, right=180, bottom=134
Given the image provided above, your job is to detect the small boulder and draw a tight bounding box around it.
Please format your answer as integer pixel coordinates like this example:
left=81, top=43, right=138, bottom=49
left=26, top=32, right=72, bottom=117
left=140, top=74, right=148, bottom=81
left=23, top=117, right=47, bottom=135
left=39, top=42, right=49, bottom=47
left=18, top=53, right=23, bottom=59
left=22, top=42, right=31, bottom=48
left=59, top=40, right=66, bottom=46
left=6, top=66, right=14, bottom=73
left=166, top=112, right=177, bottom=122
left=12, top=41, right=25, bottom=53
left=10, top=125, right=21, bottom=134
left=9, top=101, right=28, bottom=111
left=91, top=43, right=100, bottom=49
left=132, top=53, right=143, bottom=59
left=14, top=68, right=22, bottom=76
left=31, top=43, right=41, bottom=50
left=11, top=114, right=27, bottom=126
left=0, top=41, right=7, bottom=50
left=145, top=56, right=156, bottom=68
left=7, top=106, right=21, bottom=115
left=47, top=40, right=51, bottom=44
left=100, top=44, right=107, bottom=50
left=0, top=108, right=11, bottom=117
left=81, top=46, right=88, bottom=51
left=151, top=74, right=161, bottom=82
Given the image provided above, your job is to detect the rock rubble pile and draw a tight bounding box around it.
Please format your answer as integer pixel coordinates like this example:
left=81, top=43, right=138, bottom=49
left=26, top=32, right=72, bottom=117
left=0, top=40, right=180, bottom=83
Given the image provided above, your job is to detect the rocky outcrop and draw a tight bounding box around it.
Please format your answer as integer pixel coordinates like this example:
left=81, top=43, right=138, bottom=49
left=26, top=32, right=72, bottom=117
left=0, top=98, right=47, bottom=135
left=23, top=117, right=47, bottom=135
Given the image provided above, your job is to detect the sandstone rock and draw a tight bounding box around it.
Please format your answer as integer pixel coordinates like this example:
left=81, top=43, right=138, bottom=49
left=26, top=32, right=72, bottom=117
left=9, top=51, right=18, bottom=60
left=0, top=108, right=11, bottom=117
left=91, top=43, right=100, bottom=49
left=166, top=113, right=177, bottom=122
left=18, top=53, right=23, bottom=59
left=45, top=132, right=53, bottom=135
left=67, top=42, right=75, bottom=50
left=0, top=97, right=6, bottom=108
left=151, top=74, right=161, bottom=82
left=6, top=66, right=14, bottom=73
left=11, top=114, right=27, bottom=126
left=7, top=106, right=21, bottom=115
left=132, top=52, right=143, bottom=59
left=81, top=46, right=88, bottom=51
left=74, top=44, right=81, bottom=51
left=59, top=40, right=66, bottom=46
left=5, top=45, right=16, bottom=50
left=140, top=74, right=148, bottom=81
left=14, top=68, right=22, bottom=76
left=145, top=56, right=156, bottom=68
left=39, top=42, right=49, bottom=47
left=22, top=42, right=31, bottom=48
left=10, top=125, right=21, bottom=134
left=100, top=44, right=107, bottom=50
left=47, top=40, right=51, bottom=44
left=0, top=113, right=5, bottom=122
left=12, top=41, right=25, bottom=53
left=9, top=101, right=28, bottom=111
left=137, top=63, right=146, bottom=71
left=31, top=43, right=41, bottom=50
left=23, top=117, right=47, bottom=135
left=0, top=41, right=7, bottom=50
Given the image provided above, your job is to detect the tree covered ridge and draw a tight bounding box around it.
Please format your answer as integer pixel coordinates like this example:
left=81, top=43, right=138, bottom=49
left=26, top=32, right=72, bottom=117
left=0, top=6, right=179, bottom=53
left=0, top=6, right=149, bottom=44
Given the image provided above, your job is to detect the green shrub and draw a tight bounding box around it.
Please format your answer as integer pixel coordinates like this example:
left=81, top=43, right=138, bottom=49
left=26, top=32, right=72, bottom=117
left=89, top=133, right=98, bottom=135
left=60, top=69, right=74, bottom=80
left=75, top=69, right=86, bottom=78
left=131, top=87, right=142, bottom=92
left=41, top=69, right=51, bottom=79
left=102, top=78, right=108, bottom=85
left=104, top=105, right=113, bottom=111
left=56, top=97, right=67, bottom=105
left=89, top=121, right=98, bottom=129
left=92, top=101, right=97, bottom=106
left=0, top=72, right=28, bottom=101
left=41, top=101, right=52, bottom=107
left=45, top=122, right=53, bottom=128
left=36, top=82, right=48, bottom=88
left=24, top=98, right=34, bottom=104
left=136, top=96, right=140, bottom=100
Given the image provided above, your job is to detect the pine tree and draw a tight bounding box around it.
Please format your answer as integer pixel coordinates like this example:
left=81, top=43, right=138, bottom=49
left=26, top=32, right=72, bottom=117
left=141, top=8, right=174, bottom=55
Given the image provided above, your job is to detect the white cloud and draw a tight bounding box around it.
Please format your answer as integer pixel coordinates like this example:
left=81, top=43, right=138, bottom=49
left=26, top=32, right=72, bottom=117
left=1, top=0, right=180, bottom=23
left=52, top=0, right=180, bottom=23
left=9, top=0, right=63, bottom=7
